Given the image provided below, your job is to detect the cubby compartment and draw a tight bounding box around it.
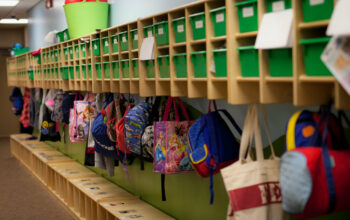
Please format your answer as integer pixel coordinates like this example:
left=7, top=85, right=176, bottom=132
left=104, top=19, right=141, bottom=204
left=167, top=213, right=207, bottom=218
left=119, top=31, right=129, bottom=51
left=158, top=55, right=170, bottom=78
left=145, top=60, right=155, bottom=78
left=132, top=58, right=139, bottom=78
left=103, top=62, right=111, bottom=79
left=174, top=53, right=187, bottom=78
left=61, top=66, right=69, bottom=80
left=172, top=17, right=186, bottom=43
left=301, top=0, right=333, bottom=23
left=69, top=66, right=74, bottom=79
left=237, top=46, right=259, bottom=77
left=68, top=46, right=74, bottom=60
left=80, top=43, right=86, bottom=58
left=121, top=59, right=130, bottom=78
left=268, top=49, right=293, bottom=77
left=266, top=0, right=292, bottom=12
left=112, top=60, right=120, bottom=79
left=75, top=66, right=81, bottom=79
left=235, top=0, right=258, bottom=33
left=111, top=34, right=119, bottom=53
left=74, top=44, right=79, bottom=59
left=82, top=64, right=87, bottom=79
left=92, top=38, right=101, bottom=56
left=155, top=21, right=169, bottom=46
left=144, top=24, right=154, bottom=38
left=190, top=12, right=206, bottom=40
left=95, top=62, right=102, bottom=79
left=191, top=51, right=207, bottom=78
left=102, top=36, right=110, bottom=54
left=213, top=48, right=227, bottom=77
left=130, top=29, right=139, bottom=50
left=210, top=6, right=226, bottom=37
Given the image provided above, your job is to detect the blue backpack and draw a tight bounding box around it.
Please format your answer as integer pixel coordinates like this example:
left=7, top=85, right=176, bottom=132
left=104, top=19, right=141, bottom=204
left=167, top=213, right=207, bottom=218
left=188, top=108, right=242, bottom=204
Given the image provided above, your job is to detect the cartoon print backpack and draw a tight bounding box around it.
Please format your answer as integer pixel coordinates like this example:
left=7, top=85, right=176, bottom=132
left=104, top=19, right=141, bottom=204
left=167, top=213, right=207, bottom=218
left=285, top=108, right=349, bottom=151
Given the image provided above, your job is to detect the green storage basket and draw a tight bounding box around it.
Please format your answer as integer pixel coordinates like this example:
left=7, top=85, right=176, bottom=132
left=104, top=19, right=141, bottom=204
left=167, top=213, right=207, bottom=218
left=146, top=60, right=155, bottom=78
left=112, top=60, right=119, bottom=79
left=302, top=0, right=333, bottom=23
left=80, top=43, right=86, bottom=58
left=191, top=51, right=207, bottom=78
left=28, top=70, right=34, bottom=80
left=111, top=34, right=119, bottom=53
left=174, top=53, right=187, bottom=78
left=235, top=0, right=258, bottom=33
left=64, top=47, right=69, bottom=60
left=95, top=62, right=102, bottom=79
left=69, top=66, right=74, bottom=79
left=102, top=37, right=110, bottom=54
left=51, top=68, right=55, bottom=79
left=268, top=48, right=293, bottom=77
left=154, top=21, right=169, bottom=46
left=132, top=58, right=139, bottom=78
left=75, top=66, right=80, bottom=79
left=130, top=29, right=138, bottom=50
left=121, top=59, right=130, bottom=78
left=68, top=46, right=74, bottom=59
left=56, top=29, right=69, bottom=43
left=144, top=25, right=154, bottom=38
left=43, top=69, right=47, bottom=79
left=74, top=45, right=79, bottom=59
left=172, top=17, right=186, bottom=43
left=92, top=38, right=101, bottom=56
left=87, top=42, right=91, bottom=57
left=119, top=31, right=129, bottom=51
left=189, top=12, right=206, bottom=40
left=213, top=49, right=227, bottom=77
left=103, top=62, right=110, bottom=79
left=82, top=65, right=87, bottom=79
left=36, top=55, right=41, bottom=65
left=61, top=67, right=69, bottom=80
left=54, top=50, right=58, bottom=62
left=210, top=6, right=226, bottom=37
left=266, top=0, right=292, bottom=12
left=58, top=50, right=62, bottom=61
left=158, top=55, right=170, bottom=78
left=88, top=64, right=92, bottom=78
left=300, top=37, right=331, bottom=76
left=63, top=1, right=109, bottom=39
left=237, top=46, right=259, bottom=77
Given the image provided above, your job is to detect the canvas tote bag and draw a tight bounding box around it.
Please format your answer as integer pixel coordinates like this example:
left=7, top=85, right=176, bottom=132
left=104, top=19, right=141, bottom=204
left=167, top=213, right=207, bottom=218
left=221, top=104, right=287, bottom=220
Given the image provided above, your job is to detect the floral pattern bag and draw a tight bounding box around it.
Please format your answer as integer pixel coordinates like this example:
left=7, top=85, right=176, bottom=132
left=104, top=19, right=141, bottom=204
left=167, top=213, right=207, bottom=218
left=153, top=97, right=193, bottom=174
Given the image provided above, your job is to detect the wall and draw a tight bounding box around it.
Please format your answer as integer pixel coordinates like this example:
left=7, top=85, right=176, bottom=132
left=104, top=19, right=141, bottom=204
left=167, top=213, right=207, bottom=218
left=27, top=1, right=350, bottom=220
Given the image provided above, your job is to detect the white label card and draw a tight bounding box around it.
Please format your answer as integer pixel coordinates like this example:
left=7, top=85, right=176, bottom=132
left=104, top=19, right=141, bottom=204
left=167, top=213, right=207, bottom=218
left=148, top=30, right=153, bottom=37
left=158, top=27, right=164, bottom=35
left=64, top=33, right=67, bottom=40
left=310, top=0, right=324, bottom=6
left=94, top=44, right=98, bottom=50
left=177, top=24, right=184, bottom=33
left=105, top=41, right=108, bottom=47
left=272, top=1, right=285, bottom=12
left=134, top=34, right=138, bottom=40
left=114, top=38, right=118, bottom=44
left=122, top=36, right=126, bottom=42
left=195, top=20, right=203, bottom=29
left=243, top=7, right=254, bottom=18
left=216, top=13, right=224, bottom=23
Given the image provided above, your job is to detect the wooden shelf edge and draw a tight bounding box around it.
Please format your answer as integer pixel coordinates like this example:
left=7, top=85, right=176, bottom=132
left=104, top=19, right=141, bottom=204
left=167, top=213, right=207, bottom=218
left=298, top=20, right=330, bottom=29
left=235, top=31, right=258, bottom=39
left=236, top=76, right=260, bottom=82
left=299, top=74, right=335, bottom=83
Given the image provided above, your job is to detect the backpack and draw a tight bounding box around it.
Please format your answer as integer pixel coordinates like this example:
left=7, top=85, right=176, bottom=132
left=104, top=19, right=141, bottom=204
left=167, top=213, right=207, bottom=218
left=285, top=109, right=349, bottom=151
left=51, top=90, right=64, bottom=122
left=188, top=101, right=242, bottom=204
left=40, top=103, right=61, bottom=142
left=62, top=92, right=80, bottom=124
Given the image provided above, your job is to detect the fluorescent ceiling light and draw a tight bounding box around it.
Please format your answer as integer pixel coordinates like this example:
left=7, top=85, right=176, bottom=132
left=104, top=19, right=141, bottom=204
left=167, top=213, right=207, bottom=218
left=0, top=19, right=28, bottom=24
left=0, top=0, right=19, bottom=7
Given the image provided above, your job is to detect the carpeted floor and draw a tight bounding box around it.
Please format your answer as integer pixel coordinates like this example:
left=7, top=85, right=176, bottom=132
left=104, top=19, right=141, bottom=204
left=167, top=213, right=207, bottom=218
left=0, top=138, right=74, bottom=220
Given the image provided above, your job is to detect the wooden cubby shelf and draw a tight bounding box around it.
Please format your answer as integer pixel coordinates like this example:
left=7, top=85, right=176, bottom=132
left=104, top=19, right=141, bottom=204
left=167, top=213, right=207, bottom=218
left=6, top=0, right=349, bottom=109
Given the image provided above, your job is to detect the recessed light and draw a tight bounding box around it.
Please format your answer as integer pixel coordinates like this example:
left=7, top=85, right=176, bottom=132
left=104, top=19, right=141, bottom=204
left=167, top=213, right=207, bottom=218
left=0, top=0, right=19, bottom=7
left=0, top=19, right=28, bottom=24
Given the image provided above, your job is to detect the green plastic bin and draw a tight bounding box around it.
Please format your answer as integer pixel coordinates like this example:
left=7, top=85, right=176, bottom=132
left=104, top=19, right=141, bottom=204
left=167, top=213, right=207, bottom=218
left=58, top=50, right=62, bottom=61
left=154, top=21, right=169, bottom=46
left=76, top=66, right=80, bottom=79
left=172, top=17, right=186, bottom=43
left=88, top=64, right=92, bottom=78
left=111, top=34, right=119, bottom=53
left=87, top=42, right=91, bottom=57
left=95, top=62, right=102, bottom=79
left=54, top=50, right=58, bottom=62
left=28, top=70, right=34, bottom=80
left=61, top=67, right=69, bottom=80
left=235, top=0, right=258, bottom=33
left=121, top=59, right=130, bottom=78
left=191, top=51, right=207, bottom=78
left=119, top=31, right=129, bottom=51
left=213, top=49, right=227, bottom=77
left=80, top=43, right=86, bottom=58
left=82, top=65, right=87, bottom=79
left=103, top=62, right=110, bottom=79
left=56, top=29, right=69, bottom=43
left=36, top=56, right=41, bottom=65
left=158, top=55, right=170, bottom=78
left=64, top=47, right=69, bottom=60
left=145, top=60, right=155, bottom=78
left=174, top=53, right=187, bottom=78
left=190, top=12, right=206, bottom=40
left=237, top=46, right=259, bottom=77
left=266, top=0, right=292, bottom=12
left=112, top=61, right=119, bottom=79
left=130, top=29, right=138, bottom=50
left=92, top=38, right=101, bottom=56
left=132, top=58, right=139, bottom=78
left=69, top=66, right=74, bottom=79
left=74, top=45, right=79, bottom=59
left=102, top=37, right=110, bottom=54
left=144, top=25, right=154, bottom=38
left=300, top=37, right=331, bottom=76
left=68, top=46, right=74, bottom=59
left=268, top=49, right=293, bottom=77
left=210, top=6, right=226, bottom=37
left=302, top=0, right=333, bottom=23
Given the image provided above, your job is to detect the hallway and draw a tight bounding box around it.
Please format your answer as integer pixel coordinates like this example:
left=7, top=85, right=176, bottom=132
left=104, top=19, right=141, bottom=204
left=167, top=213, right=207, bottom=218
left=0, top=138, right=74, bottom=220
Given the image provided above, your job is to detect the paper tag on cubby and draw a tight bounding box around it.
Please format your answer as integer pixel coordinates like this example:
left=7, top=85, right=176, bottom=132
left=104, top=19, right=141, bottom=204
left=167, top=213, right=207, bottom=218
left=243, top=7, right=254, bottom=18
left=272, top=1, right=285, bottom=12
left=310, top=0, right=324, bottom=6
left=94, top=44, right=98, bottom=50
left=216, top=13, right=224, bottom=23
left=148, top=30, right=153, bottom=37
left=134, top=34, right=138, bottom=40
left=177, top=24, right=184, bottom=33
left=195, top=20, right=203, bottom=29
left=105, top=41, right=108, bottom=47
left=122, top=36, right=127, bottom=42
left=158, top=27, right=164, bottom=35
left=114, top=38, right=118, bottom=44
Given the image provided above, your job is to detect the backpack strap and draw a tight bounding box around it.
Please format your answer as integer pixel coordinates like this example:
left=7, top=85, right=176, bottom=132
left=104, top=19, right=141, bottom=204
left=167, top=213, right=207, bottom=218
left=217, top=110, right=242, bottom=135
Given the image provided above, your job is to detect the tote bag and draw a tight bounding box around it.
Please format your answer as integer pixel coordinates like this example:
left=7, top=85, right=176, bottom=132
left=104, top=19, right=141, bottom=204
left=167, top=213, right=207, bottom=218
left=221, top=104, right=287, bottom=220
left=75, top=92, right=96, bottom=140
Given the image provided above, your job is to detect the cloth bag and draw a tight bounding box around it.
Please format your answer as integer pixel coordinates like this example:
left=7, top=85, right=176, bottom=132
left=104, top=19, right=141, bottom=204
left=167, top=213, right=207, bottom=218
left=221, top=104, right=286, bottom=220
left=75, top=92, right=96, bottom=140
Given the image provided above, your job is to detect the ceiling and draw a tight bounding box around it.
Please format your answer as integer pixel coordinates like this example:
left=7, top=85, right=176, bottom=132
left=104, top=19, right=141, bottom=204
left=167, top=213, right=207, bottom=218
left=0, top=0, right=41, bottom=19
